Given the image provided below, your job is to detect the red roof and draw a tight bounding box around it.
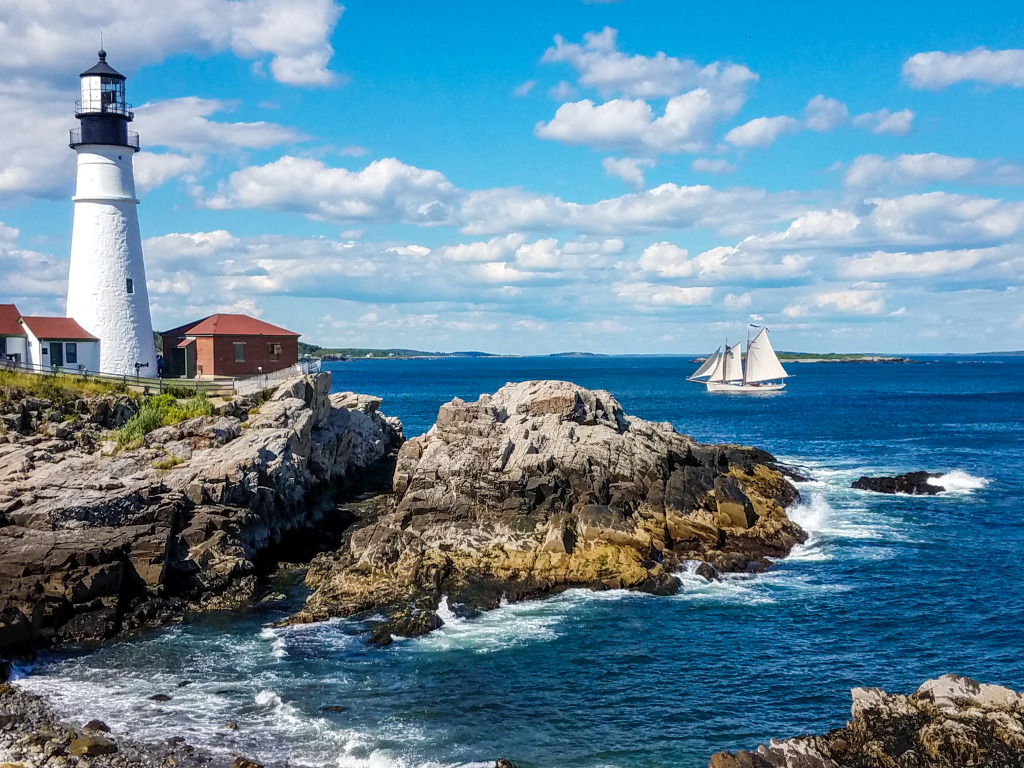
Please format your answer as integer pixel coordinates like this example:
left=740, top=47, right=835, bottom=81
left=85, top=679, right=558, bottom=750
left=162, top=313, right=299, bottom=338
left=20, top=316, right=98, bottom=341
left=0, top=304, right=25, bottom=337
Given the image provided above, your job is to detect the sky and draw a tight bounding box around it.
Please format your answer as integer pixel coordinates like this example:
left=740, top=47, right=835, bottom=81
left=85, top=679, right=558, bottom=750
left=1, top=1, right=1023, bottom=354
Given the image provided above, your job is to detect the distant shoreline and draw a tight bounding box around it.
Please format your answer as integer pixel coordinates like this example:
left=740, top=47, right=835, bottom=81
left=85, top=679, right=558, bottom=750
left=311, top=350, right=919, bottom=362
left=306, top=349, right=1024, bottom=362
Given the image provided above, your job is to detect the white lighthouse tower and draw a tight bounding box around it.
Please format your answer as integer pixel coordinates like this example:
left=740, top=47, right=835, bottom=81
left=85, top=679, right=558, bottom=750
left=66, top=50, right=157, bottom=376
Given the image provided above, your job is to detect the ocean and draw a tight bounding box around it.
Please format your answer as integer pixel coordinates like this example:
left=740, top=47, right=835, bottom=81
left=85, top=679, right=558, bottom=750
left=14, top=355, right=1024, bottom=768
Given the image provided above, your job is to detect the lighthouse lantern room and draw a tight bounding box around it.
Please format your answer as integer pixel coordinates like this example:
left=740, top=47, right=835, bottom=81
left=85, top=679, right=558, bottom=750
left=66, top=50, right=156, bottom=376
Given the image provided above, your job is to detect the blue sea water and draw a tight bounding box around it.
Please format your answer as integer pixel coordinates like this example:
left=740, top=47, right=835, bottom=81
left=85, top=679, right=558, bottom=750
left=15, top=356, right=1024, bottom=768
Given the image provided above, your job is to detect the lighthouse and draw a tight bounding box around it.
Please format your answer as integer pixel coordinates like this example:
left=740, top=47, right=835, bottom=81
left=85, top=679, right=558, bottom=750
left=66, top=50, right=157, bottom=376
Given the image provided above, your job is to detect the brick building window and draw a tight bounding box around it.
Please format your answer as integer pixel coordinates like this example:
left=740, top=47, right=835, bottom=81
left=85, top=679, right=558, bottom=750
left=268, top=342, right=282, bottom=362
left=233, top=342, right=245, bottom=362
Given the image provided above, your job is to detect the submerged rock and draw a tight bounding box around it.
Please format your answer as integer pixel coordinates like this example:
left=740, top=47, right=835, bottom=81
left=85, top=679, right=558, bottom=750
left=709, top=674, right=1024, bottom=768
left=0, top=373, right=403, bottom=656
left=852, top=471, right=944, bottom=495
left=292, top=380, right=805, bottom=640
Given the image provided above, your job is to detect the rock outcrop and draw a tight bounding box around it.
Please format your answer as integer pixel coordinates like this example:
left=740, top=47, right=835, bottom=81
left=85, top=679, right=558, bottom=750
left=0, top=682, right=227, bottom=767
left=293, top=380, right=805, bottom=643
left=0, top=373, right=402, bottom=655
left=709, top=674, right=1024, bottom=768
left=852, top=472, right=944, bottom=495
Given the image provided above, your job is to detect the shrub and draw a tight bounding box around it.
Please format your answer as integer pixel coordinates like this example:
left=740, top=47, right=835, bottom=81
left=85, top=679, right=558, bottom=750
left=0, top=369, right=130, bottom=403
left=163, top=384, right=199, bottom=398
left=115, top=392, right=214, bottom=450
left=152, top=454, right=184, bottom=470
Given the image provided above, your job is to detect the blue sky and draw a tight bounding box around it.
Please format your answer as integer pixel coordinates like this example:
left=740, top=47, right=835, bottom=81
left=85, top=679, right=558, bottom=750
left=2, top=0, right=1023, bottom=353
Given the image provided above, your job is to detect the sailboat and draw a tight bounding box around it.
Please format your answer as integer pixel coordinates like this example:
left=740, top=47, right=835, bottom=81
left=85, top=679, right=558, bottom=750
left=688, top=326, right=790, bottom=392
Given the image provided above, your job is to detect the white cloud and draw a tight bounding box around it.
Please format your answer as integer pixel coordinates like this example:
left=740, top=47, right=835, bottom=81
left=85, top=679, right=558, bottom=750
left=514, top=80, right=536, bottom=97
left=134, top=152, right=204, bottom=193
left=691, top=158, right=735, bottom=174
left=814, top=287, right=885, bottom=315
left=206, top=156, right=458, bottom=224
left=615, top=281, right=713, bottom=307
left=844, top=153, right=1024, bottom=191
left=725, top=116, right=800, bottom=148
left=458, top=182, right=797, bottom=236
left=0, top=221, right=68, bottom=305
left=541, top=27, right=756, bottom=99
left=602, top=157, right=655, bottom=190
left=852, top=108, right=915, bottom=135
left=638, top=242, right=694, bottom=277
left=535, top=90, right=752, bottom=153
left=0, top=0, right=343, bottom=87
left=804, top=95, right=848, bottom=131
left=136, top=97, right=305, bottom=153
left=904, top=47, right=1024, bottom=89
left=784, top=285, right=885, bottom=318
left=537, top=99, right=655, bottom=146
left=437, top=234, right=526, bottom=263
left=0, top=84, right=75, bottom=199
left=549, top=81, right=578, bottom=101
left=838, top=247, right=1006, bottom=279
left=724, top=292, right=752, bottom=310
left=537, top=28, right=755, bottom=154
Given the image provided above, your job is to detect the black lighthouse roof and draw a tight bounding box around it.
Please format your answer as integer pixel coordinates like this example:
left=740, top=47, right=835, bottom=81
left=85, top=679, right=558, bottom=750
left=79, top=50, right=125, bottom=80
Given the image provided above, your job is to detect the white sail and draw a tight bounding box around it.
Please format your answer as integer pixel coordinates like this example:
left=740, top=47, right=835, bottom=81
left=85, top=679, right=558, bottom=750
left=689, top=346, right=722, bottom=380
left=722, top=343, right=743, bottom=382
left=744, top=327, right=790, bottom=383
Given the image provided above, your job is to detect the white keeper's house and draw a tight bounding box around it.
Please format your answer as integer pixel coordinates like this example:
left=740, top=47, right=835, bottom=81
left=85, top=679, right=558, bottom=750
left=0, top=303, right=100, bottom=371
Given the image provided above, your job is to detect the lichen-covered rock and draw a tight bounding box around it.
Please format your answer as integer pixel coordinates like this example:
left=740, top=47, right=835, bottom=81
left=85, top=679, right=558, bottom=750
left=293, top=380, right=804, bottom=643
left=0, top=373, right=403, bottom=655
left=710, top=674, right=1024, bottom=768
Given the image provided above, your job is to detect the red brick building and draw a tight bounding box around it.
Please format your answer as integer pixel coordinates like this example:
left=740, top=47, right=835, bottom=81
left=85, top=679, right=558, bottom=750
left=160, top=314, right=300, bottom=378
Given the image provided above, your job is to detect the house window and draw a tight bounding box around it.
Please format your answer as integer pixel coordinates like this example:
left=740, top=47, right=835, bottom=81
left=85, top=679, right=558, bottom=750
left=233, top=342, right=246, bottom=362
left=126, top=278, right=134, bottom=294
left=66, top=343, right=78, bottom=364
left=268, top=342, right=282, bottom=362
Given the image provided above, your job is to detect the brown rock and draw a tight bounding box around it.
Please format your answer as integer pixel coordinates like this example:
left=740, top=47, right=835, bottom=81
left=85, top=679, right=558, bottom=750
left=0, top=373, right=403, bottom=655
left=722, top=674, right=1024, bottom=768
left=68, top=735, right=117, bottom=756
left=294, top=380, right=803, bottom=641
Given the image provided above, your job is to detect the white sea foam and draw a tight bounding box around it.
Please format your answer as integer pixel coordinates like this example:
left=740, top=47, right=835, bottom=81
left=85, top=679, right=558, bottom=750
left=409, top=595, right=563, bottom=654
left=259, top=626, right=288, bottom=659
left=929, top=470, right=991, bottom=494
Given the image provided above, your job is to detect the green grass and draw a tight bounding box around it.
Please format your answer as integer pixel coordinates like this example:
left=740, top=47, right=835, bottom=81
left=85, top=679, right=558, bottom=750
left=115, top=392, right=214, bottom=450
left=0, top=369, right=130, bottom=403
left=152, top=453, right=184, bottom=470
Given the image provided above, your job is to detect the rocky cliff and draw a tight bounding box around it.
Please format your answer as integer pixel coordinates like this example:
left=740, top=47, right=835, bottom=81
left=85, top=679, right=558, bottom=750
left=709, top=675, right=1024, bottom=768
left=293, top=380, right=805, bottom=644
left=0, top=373, right=402, bottom=655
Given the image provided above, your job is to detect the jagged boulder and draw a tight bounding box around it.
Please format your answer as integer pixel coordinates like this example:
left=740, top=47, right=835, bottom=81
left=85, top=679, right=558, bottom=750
left=853, top=471, right=944, bottom=495
left=0, top=373, right=403, bottom=655
left=293, top=380, right=804, bottom=643
left=709, top=674, right=1024, bottom=768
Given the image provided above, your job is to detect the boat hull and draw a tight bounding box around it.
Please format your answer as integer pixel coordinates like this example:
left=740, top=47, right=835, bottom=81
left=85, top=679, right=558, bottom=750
left=704, top=380, right=785, bottom=393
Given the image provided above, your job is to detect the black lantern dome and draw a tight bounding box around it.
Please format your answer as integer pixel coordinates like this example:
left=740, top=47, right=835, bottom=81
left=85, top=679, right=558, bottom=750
left=70, top=50, right=139, bottom=151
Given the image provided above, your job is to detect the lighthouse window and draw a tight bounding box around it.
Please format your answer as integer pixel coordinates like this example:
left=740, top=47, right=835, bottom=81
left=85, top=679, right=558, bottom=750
left=234, top=343, right=246, bottom=362
left=66, top=344, right=78, bottom=365
left=126, top=278, right=134, bottom=294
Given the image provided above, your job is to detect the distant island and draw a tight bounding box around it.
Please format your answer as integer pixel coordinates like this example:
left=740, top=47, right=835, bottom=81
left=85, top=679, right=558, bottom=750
left=298, top=343, right=502, bottom=360
left=298, top=343, right=917, bottom=363
left=775, top=352, right=913, bottom=363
